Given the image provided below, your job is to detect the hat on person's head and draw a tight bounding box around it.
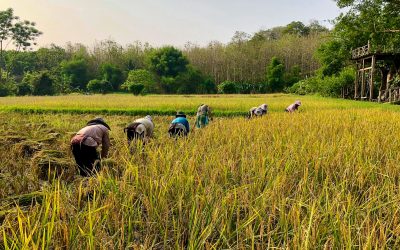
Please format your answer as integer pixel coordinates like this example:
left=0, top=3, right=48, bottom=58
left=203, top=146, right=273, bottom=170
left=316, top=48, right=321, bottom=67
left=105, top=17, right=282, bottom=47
left=87, top=117, right=111, bottom=130
left=145, top=115, right=153, bottom=121
left=176, top=111, right=187, bottom=118
left=260, top=104, right=268, bottom=111
left=295, top=100, right=302, bottom=106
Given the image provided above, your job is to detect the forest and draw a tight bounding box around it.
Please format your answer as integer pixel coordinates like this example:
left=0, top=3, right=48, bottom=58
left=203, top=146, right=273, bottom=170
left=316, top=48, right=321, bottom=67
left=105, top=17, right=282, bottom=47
left=0, top=0, right=399, bottom=97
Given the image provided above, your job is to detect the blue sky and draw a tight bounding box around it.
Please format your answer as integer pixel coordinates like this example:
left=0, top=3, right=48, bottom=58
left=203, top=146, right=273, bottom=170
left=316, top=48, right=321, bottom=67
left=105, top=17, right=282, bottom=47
left=1, top=0, right=342, bottom=48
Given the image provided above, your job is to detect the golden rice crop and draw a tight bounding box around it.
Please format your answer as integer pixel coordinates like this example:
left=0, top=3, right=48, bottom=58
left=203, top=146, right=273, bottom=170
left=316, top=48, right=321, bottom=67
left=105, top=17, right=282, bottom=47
left=1, top=95, right=400, bottom=249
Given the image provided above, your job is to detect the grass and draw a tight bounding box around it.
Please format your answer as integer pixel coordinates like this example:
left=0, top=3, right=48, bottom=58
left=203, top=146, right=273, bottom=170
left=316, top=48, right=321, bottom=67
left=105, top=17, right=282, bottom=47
left=1, top=94, right=400, bottom=248
left=0, top=93, right=399, bottom=116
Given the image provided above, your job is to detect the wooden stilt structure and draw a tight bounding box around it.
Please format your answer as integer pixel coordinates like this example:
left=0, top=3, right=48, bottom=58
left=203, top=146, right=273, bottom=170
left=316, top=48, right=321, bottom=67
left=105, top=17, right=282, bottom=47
left=352, top=41, right=400, bottom=102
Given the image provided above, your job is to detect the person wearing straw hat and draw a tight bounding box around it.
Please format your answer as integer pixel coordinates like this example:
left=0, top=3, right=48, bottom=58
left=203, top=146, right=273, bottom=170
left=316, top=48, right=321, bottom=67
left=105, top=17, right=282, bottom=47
left=248, top=104, right=268, bottom=119
left=70, top=117, right=111, bottom=176
left=169, top=111, right=190, bottom=137
left=285, top=100, right=302, bottom=113
left=124, top=115, right=154, bottom=146
left=195, top=104, right=212, bottom=128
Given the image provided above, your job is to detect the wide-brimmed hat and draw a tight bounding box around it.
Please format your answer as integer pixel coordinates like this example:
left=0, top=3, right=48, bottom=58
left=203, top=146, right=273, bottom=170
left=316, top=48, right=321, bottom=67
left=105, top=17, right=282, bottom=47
left=295, top=100, right=302, bottom=106
left=87, top=117, right=111, bottom=130
left=145, top=115, right=153, bottom=121
left=176, top=111, right=187, bottom=118
left=260, top=104, right=268, bottom=111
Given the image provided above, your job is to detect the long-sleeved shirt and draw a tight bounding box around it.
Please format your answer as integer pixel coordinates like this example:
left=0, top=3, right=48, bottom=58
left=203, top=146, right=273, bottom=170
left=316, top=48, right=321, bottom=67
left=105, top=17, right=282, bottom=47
left=133, top=117, right=154, bottom=137
left=197, top=105, right=210, bottom=116
left=171, top=117, right=190, bottom=132
left=250, top=104, right=267, bottom=116
left=286, top=103, right=300, bottom=113
left=76, top=124, right=110, bottom=158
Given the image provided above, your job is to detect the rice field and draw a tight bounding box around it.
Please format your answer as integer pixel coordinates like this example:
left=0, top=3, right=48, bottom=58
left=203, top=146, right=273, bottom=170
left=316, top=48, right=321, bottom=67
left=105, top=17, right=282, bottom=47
left=2, top=94, right=400, bottom=249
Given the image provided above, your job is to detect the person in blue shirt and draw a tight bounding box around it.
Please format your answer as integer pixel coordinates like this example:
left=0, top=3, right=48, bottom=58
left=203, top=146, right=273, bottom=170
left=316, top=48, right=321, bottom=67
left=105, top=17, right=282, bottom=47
left=169, top=111, right=190, bottom=138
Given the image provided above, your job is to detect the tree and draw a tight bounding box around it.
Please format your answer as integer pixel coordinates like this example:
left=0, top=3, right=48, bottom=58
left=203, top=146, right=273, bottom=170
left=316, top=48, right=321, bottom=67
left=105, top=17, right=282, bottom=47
left=315, top=40, right=348, bottom=76
left=174, top=66, right=216, bottom=94
left=122, top=69, right=156, bottom=94
left=283, top=21, right=310, bottom=37
left=333, top=0, right=400, bottom=51
left=87, top=79, right=113, bottom=94
left=0, top=8, right=42, bottom=82
left=285, top=65, right=302, bottom=86
left=127, top=83, right=144, bottom=95
left=266, top=57, right=285, bottom=92
left=36, top=45, right=67, bottom=70
left=218, top=81, right=237, bottom=94
left=100, top=63, right=124, bottom=90
left=60, top=59, right=88, bottom=90
left=29, top=71, right=54, bottom=96
left=147, top=46, right=188, bottom=77
left=17, top=73, right=33, bottom=95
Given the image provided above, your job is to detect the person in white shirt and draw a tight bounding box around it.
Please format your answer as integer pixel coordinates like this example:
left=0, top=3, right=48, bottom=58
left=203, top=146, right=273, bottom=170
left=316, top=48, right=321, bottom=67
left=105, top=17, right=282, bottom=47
left=248, top=104, right=268, bottom=119
left=124, top=115, right=154, bottom=146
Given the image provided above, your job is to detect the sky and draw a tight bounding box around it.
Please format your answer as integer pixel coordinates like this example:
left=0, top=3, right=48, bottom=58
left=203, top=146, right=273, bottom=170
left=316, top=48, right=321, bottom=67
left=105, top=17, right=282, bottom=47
left=0, top=0, right=342, bottom=48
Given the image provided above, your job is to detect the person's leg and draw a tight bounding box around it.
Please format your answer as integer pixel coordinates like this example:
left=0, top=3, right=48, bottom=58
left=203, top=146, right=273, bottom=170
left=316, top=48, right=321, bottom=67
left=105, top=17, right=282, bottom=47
left=72, top=143, right=88, bottom=176
left=198, top=115, right=205, bottom=128
left=80, top=144, right=99, bottom=176
left=195, top=116, right=200, bottom=128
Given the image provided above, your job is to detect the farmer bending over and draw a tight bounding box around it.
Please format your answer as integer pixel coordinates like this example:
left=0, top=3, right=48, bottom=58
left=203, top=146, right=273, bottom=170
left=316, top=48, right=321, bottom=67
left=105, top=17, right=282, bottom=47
left=70, top=117, right=111, bottom=177
left=285, top=100, right=301, bottom=113
left=248, top=104, right=268, bottom=119
left=124, top=115, right=154, bottom=146
left=169, top=111, right=190, bottom=137
left=196, top=104, right=212, bottom=128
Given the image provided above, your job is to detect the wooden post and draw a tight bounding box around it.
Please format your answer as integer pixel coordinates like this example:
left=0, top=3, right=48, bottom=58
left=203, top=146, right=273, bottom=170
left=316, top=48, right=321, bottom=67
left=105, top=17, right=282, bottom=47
left=361, top=59, right=366, bottom=98
left=354, top=65, right=359, bottom=99
left=370, top=55, right=376, bottom=101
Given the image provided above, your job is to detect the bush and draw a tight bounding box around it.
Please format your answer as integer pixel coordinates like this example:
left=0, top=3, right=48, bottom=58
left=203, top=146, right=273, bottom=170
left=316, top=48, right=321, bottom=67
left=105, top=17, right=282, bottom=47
left=17, top=79, right=33, bottom=96
left=288, top=67, right=355, bottom=97
left=23, top=71, right=55, bottom=96
left=60, top=59, right=88, bottom=90
left=100, top=63, right=124, bottom=90
left=87, top=79, right=113, bottom=94
left=0, top=84, right=12, bottom=96
left=174, top=67, right=216, bottom=94
left=122, top=69, right=156, bottom=94
left=218, top=81, right=238, bottom=94
left=128, top=83, right=145, bottom=95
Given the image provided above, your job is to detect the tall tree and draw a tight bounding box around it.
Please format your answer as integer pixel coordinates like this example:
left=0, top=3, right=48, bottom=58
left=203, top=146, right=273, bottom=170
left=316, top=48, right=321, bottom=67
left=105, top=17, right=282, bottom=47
left=266, top=57, right=285, bottom=92
left=0, top=8, right=42, bottom=82
left=147, top=46, right=188, bottom=77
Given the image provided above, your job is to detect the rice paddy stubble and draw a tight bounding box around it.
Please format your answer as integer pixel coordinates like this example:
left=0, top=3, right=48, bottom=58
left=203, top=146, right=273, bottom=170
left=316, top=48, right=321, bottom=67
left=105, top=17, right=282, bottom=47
left=1, top=99, right=400, bottom=248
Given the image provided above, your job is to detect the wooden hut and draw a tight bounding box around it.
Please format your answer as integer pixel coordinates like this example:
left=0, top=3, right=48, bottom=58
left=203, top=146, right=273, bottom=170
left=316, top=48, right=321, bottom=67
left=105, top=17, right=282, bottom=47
left=352, top=41, right=400, bottom=102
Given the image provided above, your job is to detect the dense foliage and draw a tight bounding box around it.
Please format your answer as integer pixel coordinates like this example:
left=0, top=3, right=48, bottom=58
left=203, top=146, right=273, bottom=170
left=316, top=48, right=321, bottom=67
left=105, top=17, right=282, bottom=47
left=0, top=8, right=332, bottom=96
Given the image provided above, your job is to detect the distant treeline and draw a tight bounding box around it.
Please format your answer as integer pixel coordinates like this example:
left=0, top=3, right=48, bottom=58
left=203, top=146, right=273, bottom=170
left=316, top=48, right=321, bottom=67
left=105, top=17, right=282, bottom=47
left=0, top=10, right=329, bottom=96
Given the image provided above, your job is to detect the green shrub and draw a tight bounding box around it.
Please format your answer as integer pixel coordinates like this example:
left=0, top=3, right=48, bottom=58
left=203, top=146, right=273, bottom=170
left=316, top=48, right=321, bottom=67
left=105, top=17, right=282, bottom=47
left=17, top=80, right=33, bottom=96
left=218, top=81, right=237, bottom=94
left=288, top=67, right=355, bottom=97
left=127, top=83, right=145, bottom=95
left=122, top=69, right=156, bottom=94
left=87, top=79, right=113, bottom=94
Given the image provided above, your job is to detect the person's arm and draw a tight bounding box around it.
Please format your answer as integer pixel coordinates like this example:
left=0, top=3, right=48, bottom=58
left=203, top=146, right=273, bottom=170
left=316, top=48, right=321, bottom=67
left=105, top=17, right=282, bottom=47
left=101, top=130, right=110, bottom=158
